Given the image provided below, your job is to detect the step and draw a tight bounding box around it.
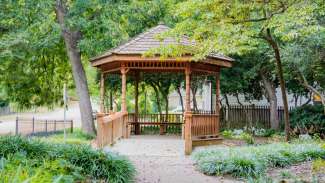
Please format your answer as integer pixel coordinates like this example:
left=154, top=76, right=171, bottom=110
left=192, top=135, right=223, bottom=147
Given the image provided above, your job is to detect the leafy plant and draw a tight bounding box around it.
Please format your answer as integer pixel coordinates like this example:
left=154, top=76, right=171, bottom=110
left=193, top=141, right=325, bottom=178
left=290, top=104, right=325, bottom=137
left=0, top=136, right=135, bottom=182
left=221, top=130, right=233, bottom=139
left=240, top=133, right=255, bottom=145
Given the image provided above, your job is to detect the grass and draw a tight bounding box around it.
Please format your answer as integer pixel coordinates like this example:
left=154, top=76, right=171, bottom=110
left=192, top=140, right=325, bottom=179
left=0, top=135, right=135, bottom=182
left=36, top=128, right=95, bottom=145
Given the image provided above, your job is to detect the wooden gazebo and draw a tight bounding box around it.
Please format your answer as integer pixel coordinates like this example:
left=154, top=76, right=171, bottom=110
left=91, top=24, right=233, bottom=154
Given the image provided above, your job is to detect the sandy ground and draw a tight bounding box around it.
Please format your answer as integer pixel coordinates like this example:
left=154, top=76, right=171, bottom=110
left=107, top=135, right=242, bottom=183
left=0, top=101, right=88, bottom=135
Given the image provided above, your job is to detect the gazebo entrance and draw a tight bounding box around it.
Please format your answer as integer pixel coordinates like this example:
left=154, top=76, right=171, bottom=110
left=90, top=24, right=233, bottom=154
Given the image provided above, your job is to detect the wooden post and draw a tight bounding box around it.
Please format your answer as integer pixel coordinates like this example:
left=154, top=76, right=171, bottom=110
left=215, top=71, right=220, bottom=134
left=120, top=64, right=129, bottom=139
left=184, top=64, right=192, bottom=155
left=134, top=71, right=140, bottom=135
left=121, top=65, right=127, bottom=112
left=100, top=72, right=105, bottom=113
left=96, top=113, right=105, bottom=148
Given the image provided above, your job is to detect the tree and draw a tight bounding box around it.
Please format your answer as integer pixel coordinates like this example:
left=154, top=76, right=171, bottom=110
left=55, top=0, right=95, bottom=135
left=1, top=0, right=172, bottom=135
left=283, top=33, right=325, bottom=114
left=162, top=0, right=324, bottom=140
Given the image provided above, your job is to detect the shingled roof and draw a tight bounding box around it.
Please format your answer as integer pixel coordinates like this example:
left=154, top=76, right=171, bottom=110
left=91, top=23, right=234, bottom=62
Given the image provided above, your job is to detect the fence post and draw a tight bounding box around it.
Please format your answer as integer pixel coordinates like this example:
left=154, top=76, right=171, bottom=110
left=45, top=120, right=48, bottom=135
left=32, top=117, right=35, bottom=134
left=54, top=120, right=56, bottom=131
left=70, top=120, right=73, bottom=133
left=15, top=116, right=18, bottom=135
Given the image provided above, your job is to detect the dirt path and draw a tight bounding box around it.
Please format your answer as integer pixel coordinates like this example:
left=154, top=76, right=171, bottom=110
left=107, top=135, right=241, bottom=183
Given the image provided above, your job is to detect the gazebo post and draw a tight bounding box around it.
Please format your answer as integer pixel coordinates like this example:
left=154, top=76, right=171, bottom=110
left=134, top=71, right=140, bottom=135
left=100, top=72, right=105, bottom=113
left=121, top=65, right=127, bottom=112
left=215, top=71, right=220, bottom=133
left=184, top=64, right=192, bottom=155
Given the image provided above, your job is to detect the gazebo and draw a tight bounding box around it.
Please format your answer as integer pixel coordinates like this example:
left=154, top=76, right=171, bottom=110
left=90, top=23, right=233, bottom=154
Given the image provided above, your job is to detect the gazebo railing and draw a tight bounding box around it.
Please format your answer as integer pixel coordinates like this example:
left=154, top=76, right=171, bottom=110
left=96, top=112, right=128, bottom=147
left=127, top=113, right=183, bottom=134
left=191, top=114, right=219, bottom=136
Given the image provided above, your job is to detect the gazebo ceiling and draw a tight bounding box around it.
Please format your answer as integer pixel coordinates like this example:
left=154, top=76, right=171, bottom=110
left=90, top=23, right=234, bottom=72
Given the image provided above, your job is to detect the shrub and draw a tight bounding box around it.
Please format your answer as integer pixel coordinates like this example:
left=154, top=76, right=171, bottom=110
left=0, top=136, right=135, bottom=182
left=193, top=141, right=325, bottom=178
left=0, top=153, right=83, bottom=182
left=221, top=130, right=233, bottom=139
left=290, top=104, right=325, bottom=137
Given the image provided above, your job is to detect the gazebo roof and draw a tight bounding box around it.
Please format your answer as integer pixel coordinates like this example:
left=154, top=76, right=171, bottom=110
left=90, top=23, right=234, bottom=63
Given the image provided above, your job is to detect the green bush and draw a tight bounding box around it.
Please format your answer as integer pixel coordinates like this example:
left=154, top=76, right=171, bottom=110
left=290, top=104, right=325, bottom=137
left=193, top=141, right=325, bottom=178
left=0, top=136, right=135, bottom=182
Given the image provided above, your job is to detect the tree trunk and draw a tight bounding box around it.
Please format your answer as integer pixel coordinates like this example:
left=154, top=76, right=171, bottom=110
left=151, top=84, right=162, bottom=115
left=224, top=94, right=230, bottom=108
left=191, top=87, right=198, bottom=112
left=260, top=72, right=279, bottom=129
left=177, top=86, right=184, bottom=113
left=109, top=90, right=113, bottom=111
left=55, top=0, right=95, bottom=135
left=264, top=28, right=290, bottom=141
left=235, top=93, right=243, bottom=106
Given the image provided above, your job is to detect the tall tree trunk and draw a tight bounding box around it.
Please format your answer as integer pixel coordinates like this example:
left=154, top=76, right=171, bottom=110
left=235, top=93, right=243, bottom=106
left=151, top=84, right=162, bottom=115
left=263, top=28, right=290, bottom=141
left=302, top=92, right=312, bottom=106
left=224, top=94, right=230, bottom=108
left=176, top=86, right=184, bottom=113
left=260, top=72, right=279, bottom=129
left=191, top=87, right=198, bottom=112
left=55, top=0, right=95, bottom=135
left=109, top=90, right=113, bottom=111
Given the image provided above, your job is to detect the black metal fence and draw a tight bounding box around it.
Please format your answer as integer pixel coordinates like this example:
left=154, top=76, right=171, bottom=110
left=15, top=117, right=73, bottom=136
left=0, top=106, right=12, bottom=116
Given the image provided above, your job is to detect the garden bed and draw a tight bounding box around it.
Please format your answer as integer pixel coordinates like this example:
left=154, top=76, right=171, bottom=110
left=192, top=140, right=325, bottom=181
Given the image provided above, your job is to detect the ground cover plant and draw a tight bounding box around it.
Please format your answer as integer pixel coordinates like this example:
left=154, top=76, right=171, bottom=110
left=0, top=136, right=135, bottom=182
left=192, top=141, right=325, bottom=179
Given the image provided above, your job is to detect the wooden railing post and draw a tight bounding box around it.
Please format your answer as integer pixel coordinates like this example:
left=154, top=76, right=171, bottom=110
left=184, top=112, right=192, bottom=155
left=96, top=113, right=105, bottom=148
left=184, top=64, right=192, bottom=155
